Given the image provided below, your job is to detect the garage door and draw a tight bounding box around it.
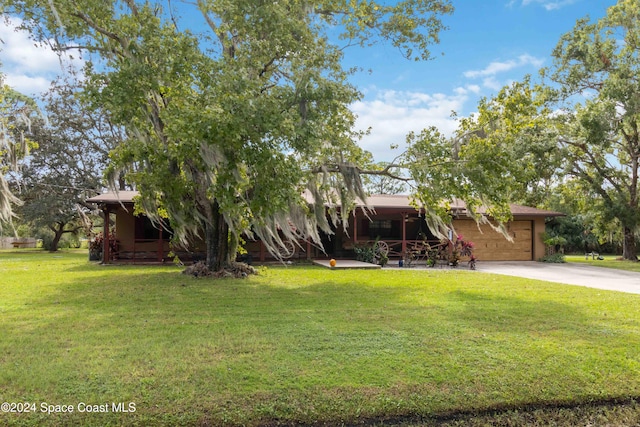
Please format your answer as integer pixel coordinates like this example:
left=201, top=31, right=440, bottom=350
left=454, top=220, right=533, bottom=261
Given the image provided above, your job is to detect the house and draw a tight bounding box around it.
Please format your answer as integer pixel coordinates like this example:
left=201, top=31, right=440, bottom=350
left=86, top=191, right=198, bottom=263
left=87, top=191, right=563, bottom=264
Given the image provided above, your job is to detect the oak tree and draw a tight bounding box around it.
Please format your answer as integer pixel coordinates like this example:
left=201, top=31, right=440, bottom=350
left=6, top=0, right=453, bottom=270
left=16, top=76, right=125, bottom=251
left=543, top=0, right=640, bottom=260
left=0, top=73, right=38, bottom=229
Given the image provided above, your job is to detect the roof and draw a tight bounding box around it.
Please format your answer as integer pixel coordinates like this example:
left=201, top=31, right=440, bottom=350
left=446, top=198, right=564, bottom=217
left=87, top=191, right=564, bottom=217
left=358, top=195, right=563, bottom=217
left=86, top=190, right=138, bottom=204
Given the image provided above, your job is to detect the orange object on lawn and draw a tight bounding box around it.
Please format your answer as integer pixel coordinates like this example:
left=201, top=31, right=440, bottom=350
left=329, top=259, right=337, bottom=267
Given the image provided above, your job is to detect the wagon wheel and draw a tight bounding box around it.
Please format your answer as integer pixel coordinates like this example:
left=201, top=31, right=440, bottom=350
left=374, top=240, right=389, bottom=256
left=278, top=240, right=296, bottom=259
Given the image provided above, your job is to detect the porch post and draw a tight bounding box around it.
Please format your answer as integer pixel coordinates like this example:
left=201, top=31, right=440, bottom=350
left=260, top=240, right=266, bottom=262
left=158, top=227, right=164, bottom=262
left=306, top=238, right=311, bottom=260
left=353, top=212, right=358, bottom=244
left=103, top=205, right=111, bottom=264
left=401, top=212, right=407, bottom=254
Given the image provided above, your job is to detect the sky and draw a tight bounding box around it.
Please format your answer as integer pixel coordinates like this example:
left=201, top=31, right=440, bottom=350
left=0, top=0, right=616, bottom=162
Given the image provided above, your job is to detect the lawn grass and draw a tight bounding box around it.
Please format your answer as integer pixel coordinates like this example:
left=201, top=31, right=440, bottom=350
left=1, top=250, right=639, bottom=426
left=566, top=254, right=640, bottom=272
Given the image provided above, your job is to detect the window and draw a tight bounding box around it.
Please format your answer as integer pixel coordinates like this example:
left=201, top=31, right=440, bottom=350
left=135, top=216, right=172, bottom=241
left=366, top=219, right=400, bottom=239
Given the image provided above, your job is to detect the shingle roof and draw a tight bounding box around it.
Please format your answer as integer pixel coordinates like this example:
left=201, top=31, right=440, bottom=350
left=87, top=191, right=564, bottom=217
left=362, top=195, right=563, bottom=217
left=86, top=190, right=138, bottom=204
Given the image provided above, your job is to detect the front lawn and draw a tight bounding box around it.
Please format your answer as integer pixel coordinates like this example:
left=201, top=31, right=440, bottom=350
left=1, top=251, right=639, bottom=426
left=566, top=254, right=640, bottom=272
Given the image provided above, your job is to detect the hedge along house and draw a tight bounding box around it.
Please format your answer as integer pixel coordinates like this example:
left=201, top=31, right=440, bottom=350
left=87, top=191, right=563, bottom=264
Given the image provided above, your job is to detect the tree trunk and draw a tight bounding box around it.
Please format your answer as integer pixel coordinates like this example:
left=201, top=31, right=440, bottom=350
left=622, top=226, right=638, bottom=261
left=205, top=204, right=220, bottom=272
left=216, top=210, right=229, bottom=271
left=204, top=200, right=232, bottom=271
left=49, top=224, right=65, bottom=252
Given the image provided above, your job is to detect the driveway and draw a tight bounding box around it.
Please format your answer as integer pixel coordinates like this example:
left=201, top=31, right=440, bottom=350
left=476, top=261, right=640, bottom=295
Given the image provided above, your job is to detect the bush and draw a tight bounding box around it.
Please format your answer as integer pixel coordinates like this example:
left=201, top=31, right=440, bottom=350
left=354, top=245, right=376, bottom=264
left=38, top=228, right=82, bottom=250
left=539, top=253, right=566, bottom=263
left=89, top=232, right=117, bottom=260
left=39, top=230, right=56, bottom=251
left=449, top=235, right=476, bottom=269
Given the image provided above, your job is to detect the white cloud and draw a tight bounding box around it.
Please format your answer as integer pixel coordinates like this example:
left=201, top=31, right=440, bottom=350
left=462, top=54, right=544, bottom=93
left=463, top=54, right=544, bottom=79
left=466, top=85, right=482, bottom=94
left=4, top=74, right=52, bottom=92
left=0, top=16, right=84, bottom=95
left=520, top=0, right=579, bottom=11
left=482, top=77, right=502, bottom=91
left=351, top=88, right=470, bottom=162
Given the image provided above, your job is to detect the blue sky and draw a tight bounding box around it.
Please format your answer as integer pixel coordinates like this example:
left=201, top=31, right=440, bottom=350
left=348, top=0, right=614, bottom=161
left=0, top=0, right=615, bottom=161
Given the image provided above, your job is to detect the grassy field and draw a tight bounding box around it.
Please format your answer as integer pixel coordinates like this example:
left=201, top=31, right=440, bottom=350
left=1, top=250, right=639, bottom=426
left=566, top=254, right=640, bottom=272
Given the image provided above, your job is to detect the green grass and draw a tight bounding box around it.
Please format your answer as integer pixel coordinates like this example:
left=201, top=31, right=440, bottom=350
left=566, top=254, right=640, bottom=272
left=1, top=250, right=639, bottom=426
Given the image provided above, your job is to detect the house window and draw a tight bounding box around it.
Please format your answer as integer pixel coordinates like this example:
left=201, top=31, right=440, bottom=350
left=367, top=219, right=401, bottom=239
left=135, top=216, right=172, bottom=241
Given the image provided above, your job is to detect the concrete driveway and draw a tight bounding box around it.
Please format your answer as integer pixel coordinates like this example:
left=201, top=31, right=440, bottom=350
left=476, top=261, right=640, bottom=294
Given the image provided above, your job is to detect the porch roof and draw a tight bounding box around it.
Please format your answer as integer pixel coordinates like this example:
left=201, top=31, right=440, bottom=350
left=86, top=190, right=138, bottom=204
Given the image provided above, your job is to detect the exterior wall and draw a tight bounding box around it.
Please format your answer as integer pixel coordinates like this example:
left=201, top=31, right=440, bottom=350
left=112, top=206, right=176, bottom=261
left=109, top=205, right=551, bottom=263
left=115, top=206, right=135, bottom=250
left=532, top=217, right=547, bottom=260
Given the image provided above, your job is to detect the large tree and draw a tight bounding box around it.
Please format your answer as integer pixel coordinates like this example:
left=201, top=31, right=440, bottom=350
left=6, top=0, right=453, bottom=270
left=542, top=0, right=640, bottom=260
left=0, top=72, right=38, bottom=229
left=16, top=76, right=125, bottom=251
left=396, top=77, right=559, bottom=238
left=430, top=0, right=640, bottom=261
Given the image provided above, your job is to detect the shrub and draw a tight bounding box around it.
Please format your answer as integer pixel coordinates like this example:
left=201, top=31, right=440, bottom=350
left=354, top=245, right=376, bottom=264
left=40, top=231, right=56, bottom=251
left=539, top=253, right=566, bottom=263
left=89, top=232, right=117, bottom=260
left=449, top=235, right=476, bottom=269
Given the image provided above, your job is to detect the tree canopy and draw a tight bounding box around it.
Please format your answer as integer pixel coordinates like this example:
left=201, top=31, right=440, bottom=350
left=5, top=0, right=453, bottom=270
left=0, top=72, right=38, bottom=229
left=433, top=0, right=640, bottom=260
left=15, top=76, right=125, bottom=250
left=541, top=0, right=640, bottom=260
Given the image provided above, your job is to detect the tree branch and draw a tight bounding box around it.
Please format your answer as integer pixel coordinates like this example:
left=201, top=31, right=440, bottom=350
left=559, top=136, right=624, bottom=195
left=69, top=11, right=131, bottom=56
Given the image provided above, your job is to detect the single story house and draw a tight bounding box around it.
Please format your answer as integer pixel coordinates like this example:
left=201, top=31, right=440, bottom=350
left=87, top=191, right=563, bottom=264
